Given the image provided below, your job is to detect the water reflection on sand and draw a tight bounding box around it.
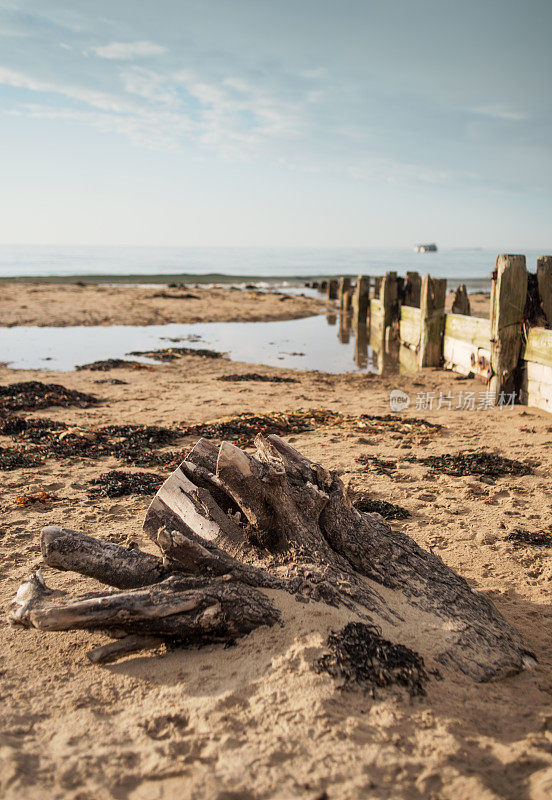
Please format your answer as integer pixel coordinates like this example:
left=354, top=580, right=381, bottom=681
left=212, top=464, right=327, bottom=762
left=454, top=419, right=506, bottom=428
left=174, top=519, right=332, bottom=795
left=1, top=312, right=415, bottom=375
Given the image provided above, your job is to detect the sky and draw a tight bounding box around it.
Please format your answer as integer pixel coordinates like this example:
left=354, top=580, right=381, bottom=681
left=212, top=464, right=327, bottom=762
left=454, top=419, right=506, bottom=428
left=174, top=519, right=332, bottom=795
left=0, top=0, right=550, bottom=248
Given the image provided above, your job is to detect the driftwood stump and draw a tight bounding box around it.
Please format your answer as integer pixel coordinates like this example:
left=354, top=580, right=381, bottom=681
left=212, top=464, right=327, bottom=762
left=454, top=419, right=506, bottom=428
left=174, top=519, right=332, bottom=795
left=9, top=435, right=532, bottom=680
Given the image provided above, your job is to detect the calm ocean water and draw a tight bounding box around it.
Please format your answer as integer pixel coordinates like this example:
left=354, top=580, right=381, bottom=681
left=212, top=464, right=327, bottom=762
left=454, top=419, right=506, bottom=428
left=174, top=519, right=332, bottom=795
left=0, top=245, right=546, bottom=288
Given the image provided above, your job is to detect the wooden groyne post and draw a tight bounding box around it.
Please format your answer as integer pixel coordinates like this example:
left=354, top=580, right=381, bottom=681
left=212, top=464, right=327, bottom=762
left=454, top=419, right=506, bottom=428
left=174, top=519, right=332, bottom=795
left=326, top=279, right=338, bottom=300
left=403, top=271, right=421, bottom=307
left=537, top=256, right=552, bottom=325
left=352, top=275, right=370, bottom=325
left=489, top=254, right=527, bottom=400
left=451, top=284, right=470, bottom=315
left=338, top=277, right=351, bottom=312
left=419, top=275, right=446, bottom=367
left=380, top=272, right=398, bottom=331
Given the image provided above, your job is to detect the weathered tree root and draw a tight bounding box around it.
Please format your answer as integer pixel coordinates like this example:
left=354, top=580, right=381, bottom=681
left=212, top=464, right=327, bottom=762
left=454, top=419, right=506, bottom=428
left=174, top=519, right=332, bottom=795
left=9, top=435, right=534, bottom=681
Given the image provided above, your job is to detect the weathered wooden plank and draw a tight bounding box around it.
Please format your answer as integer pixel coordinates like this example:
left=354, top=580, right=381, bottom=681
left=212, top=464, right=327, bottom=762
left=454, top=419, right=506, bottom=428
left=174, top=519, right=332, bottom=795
left=523, top=326, right=552, bottom=368
left=370, top=298, right=383, bottom=317
left=399, top=306, right=421, bottom=349
left=520, top=371, right=552, bottom=412
left=400, top=305, right=421, bottom=325
left=399, top=343, right=419, bottom=373
left=443, top=337, right=491, bottom=380
left=444, top=314, right=491, bottom=349
left=524, top=359, right=552, bottom=383
left=519, top=357, right=552, bottom=412
left=399, top=320, right=419, bottom=349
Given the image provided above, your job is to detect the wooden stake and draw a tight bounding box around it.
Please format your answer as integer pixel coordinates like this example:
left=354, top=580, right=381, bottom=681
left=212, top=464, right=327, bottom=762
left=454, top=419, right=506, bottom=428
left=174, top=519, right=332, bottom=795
left=451, top=284, right=471, bottom=315
left=419, top=275, right=446, bottom=368
left=338, top=277, right=351, bottom=311
left=352, top=275, right=369, bottom=324
left=403, top=272, right=421, bottom=307
left=537, top=256, right=552, bottom=325
left=326, top=278, right=338, bottom=300
left=490, top=254, right=527, bottom=400
left=380, top=271, right=398, bottom=336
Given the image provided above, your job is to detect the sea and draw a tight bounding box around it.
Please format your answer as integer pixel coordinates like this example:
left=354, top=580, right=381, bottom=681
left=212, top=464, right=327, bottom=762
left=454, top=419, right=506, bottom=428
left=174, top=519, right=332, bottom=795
left=0, top=245, right=546, bottom=291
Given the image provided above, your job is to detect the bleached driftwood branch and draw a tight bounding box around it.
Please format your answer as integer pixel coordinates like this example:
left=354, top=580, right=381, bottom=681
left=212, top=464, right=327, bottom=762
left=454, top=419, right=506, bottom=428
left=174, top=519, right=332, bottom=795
left=9, top=435, right=532, bottom=680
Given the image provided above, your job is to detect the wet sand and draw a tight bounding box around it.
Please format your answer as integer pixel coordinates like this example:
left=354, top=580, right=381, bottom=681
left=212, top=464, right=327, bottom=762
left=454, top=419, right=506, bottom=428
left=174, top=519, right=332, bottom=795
left=0, top=280, right=490, bottom=327
left=1, top=285, right=551, bottom=800
left=0, top=282, right=323, bottom=327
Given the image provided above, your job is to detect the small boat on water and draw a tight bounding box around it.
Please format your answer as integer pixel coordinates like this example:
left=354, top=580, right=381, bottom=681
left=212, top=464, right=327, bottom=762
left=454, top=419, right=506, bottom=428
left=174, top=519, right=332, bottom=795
left=414, top=243, right=438, bottom=253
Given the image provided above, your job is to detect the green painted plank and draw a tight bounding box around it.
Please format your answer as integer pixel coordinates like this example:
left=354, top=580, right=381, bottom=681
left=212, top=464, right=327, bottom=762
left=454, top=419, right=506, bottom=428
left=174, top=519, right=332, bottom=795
left=370, top=298, right=383, bottom=316
left=522, top=327, right=552, bottom=368
left=444, top=313, right=491, bottom=349
left=400, top=305, right=421, bottom=324
left=399, top=319, right=420, bottom=348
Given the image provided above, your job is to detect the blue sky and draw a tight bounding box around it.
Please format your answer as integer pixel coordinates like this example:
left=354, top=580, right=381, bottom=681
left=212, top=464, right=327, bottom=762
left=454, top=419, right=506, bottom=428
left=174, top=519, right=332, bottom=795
left=0, top=0, right=550, bottom=247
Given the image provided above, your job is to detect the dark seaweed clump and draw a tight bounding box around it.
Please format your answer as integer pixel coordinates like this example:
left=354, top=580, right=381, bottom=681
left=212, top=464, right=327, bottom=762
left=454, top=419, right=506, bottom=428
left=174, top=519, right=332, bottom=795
left=181, top=410, right=319, bottom=448
left=356, top=455, right=398, bottom=476
left=417, top=452, right=531, bottom=479
left=506, top=529, right=552, bottom=547
left=218, top=373, right=298, bottom=384
left=0, top=381, right=99, bottom=413
left=353, top=497, right=410, bottom=520
left=1, top=420, right=182, bottom=468
left=76, top=359, right=152, bottom=371
left=0, top=445, right=43, bottom=470
left=129, top=347, right=224, bottom=361
left=51, top=424, right=180, bottom=466
left=88, top=470, right=164, bottom=498
left=0, top=416, right=67, bottom=441
left=315, top=622, right=431, bottom=697
left=357, top=414, right=442, bottom=432
left=93, top=378, right=128, bottom=385
left=151, top=291, right=199, bottom=300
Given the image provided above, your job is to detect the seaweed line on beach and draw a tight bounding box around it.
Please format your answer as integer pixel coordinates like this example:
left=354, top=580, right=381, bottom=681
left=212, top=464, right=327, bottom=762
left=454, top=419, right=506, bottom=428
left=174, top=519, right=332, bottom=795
left=217, top=373, right=298, bottom=383
left=181, top=410, right=442, bottom=448
left=0, top=408, right=443, bottom=469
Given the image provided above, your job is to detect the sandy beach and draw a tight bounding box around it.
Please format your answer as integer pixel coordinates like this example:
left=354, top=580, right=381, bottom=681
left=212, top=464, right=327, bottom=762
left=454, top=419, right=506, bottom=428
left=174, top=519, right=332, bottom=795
left=0, top=281, right=488, bottom=327
left=1, top=284, right=551, bottom=800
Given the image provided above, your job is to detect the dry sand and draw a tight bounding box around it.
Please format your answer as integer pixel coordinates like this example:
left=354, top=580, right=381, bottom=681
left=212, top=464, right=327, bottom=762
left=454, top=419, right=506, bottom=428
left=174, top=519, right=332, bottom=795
left=1, top=285, right=551, bottom=800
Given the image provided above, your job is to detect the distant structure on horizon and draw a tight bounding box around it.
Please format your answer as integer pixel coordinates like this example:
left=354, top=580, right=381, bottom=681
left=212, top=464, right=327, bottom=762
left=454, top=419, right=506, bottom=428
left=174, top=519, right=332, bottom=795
left=414, top=243, right=438, bottom=253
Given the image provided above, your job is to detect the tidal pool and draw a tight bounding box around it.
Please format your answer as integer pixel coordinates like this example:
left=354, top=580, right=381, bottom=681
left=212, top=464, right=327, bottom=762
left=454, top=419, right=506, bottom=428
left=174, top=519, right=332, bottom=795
left=1, top=314, right=386, bottom=374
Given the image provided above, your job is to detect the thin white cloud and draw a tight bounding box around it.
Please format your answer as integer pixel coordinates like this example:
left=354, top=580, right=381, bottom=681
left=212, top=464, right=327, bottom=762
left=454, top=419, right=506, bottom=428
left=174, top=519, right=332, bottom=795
left=0, top=63, right=305, bottom=156
left=90, top=40, right=167, bottom=60
left=0, top=66, right=138, bottom=113
left=300, top=67, right=326, bottom=80
left=469, top=104, right=528, bottom=122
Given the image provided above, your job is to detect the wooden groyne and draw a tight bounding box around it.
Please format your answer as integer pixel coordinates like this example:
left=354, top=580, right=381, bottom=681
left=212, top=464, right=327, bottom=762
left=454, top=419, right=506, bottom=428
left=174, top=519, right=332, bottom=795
left=323, top=254, right=552, bottom=410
